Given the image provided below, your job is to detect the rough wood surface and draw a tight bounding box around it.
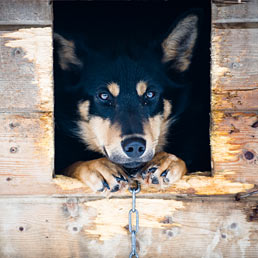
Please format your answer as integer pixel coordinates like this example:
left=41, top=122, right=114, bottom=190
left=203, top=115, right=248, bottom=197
left=0, top=113, right=54, bottom=183
left=0, top=0, right=52, bottom=25
left=0, top=196, right=257, bottom=258
left=0, top=172, right=254, bottom=196
left=211, top=27, right=258, bottom=111
left=0, top=27, right=53, bottom=112
left=211, top=111, right=258, bottom=183
left=213, top=0, right=258, bottom=24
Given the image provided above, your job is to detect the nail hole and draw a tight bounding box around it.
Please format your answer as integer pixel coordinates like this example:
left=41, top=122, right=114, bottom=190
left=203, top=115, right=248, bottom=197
left=244, top=151, right=254, bottom=160
left=6, top=177, right=12, bottom=181
left=221, top=234, right=226, bottom=239
left=230, top=223, right=237, bottom=229
left=167, top=230, right=173, bottom=237
left=10, top=147, right=18, bottom=154
left=13, top=48, right=22, bottom=56
left=19, top=226, right=24, bottom=232
left=73, top=227, right=78, bottom=232
left=9, top=123, right=19, bottom=129
left=231, top=62, right=240, bottom=69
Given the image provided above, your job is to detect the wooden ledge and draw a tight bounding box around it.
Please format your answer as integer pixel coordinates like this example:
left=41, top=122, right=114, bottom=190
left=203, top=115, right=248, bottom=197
left=52, top=172, right=254, bottom=197
left=0, top=172, right=254, bottom=196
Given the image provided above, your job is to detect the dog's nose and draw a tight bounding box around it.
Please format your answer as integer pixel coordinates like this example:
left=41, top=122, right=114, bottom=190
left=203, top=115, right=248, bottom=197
left=121, top=137, right=146, bottom=158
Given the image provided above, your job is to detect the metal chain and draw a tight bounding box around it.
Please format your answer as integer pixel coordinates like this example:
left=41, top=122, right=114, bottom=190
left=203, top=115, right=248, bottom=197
left=129, top=181, right=140, bottom=258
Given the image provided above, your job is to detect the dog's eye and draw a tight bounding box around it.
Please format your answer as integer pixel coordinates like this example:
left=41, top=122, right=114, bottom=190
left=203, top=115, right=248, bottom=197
left=98, top=92, right=109, bottom=101
left=146, top=91, right=155, bottom=99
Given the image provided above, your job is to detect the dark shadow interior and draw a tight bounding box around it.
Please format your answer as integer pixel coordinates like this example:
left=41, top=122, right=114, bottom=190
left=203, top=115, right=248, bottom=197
left=54, top=0, right=211, bottom=174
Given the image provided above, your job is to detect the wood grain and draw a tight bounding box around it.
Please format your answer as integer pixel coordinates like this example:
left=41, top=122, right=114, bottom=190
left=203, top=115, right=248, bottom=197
left=212, top=88, right=258, bottom=111
left=211, top=111, right=258, bottom=183
left=0, top=27, right=53, bottom=112
left=213, top=0, right=258, bottom=24
left=0, top=113, right=54, bottom=183
left=0, top=172, right=254, bottom=196
left=0, top=196, right=257, bottom=258
left=211, top=27, right=258, bottom=91
left=211, top=27, right=258, bottom=110
left=0, top=0, right=52, bottom=26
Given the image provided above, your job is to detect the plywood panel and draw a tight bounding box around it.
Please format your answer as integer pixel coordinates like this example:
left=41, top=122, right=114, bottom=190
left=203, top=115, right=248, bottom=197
left=0, top=197, right=257, bottom=258
left=0, top=27, right=53, bottom=112
left=0, top=113, right=54, bottom=182
left=211, top=111, right=258, bottom=183
left=0, top=0, right=52, bottom=25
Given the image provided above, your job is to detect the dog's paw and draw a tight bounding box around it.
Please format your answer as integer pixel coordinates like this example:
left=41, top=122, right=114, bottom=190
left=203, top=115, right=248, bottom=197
left=65, top=158, right=128, bottom=193
left=139, top=152, right=187, bottom=186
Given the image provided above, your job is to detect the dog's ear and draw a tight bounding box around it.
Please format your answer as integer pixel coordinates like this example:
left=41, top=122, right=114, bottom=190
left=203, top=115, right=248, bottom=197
left=54, top=33, right=83, bottom=71
left=161, top=14, right=199, bottom=72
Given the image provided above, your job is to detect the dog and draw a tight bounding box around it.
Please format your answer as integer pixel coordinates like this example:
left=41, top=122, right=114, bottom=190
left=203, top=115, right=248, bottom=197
left=54, top=11, right=203, bottom=192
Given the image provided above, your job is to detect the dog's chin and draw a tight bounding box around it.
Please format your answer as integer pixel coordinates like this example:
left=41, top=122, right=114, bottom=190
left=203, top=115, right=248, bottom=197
left=122, top=162, right=144, bottom=169
left=122, top=162, right=146, bottom=176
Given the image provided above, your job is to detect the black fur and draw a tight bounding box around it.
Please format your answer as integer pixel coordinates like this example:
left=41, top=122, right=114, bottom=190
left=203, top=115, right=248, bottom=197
left=54, top=1, right=211, bottom=174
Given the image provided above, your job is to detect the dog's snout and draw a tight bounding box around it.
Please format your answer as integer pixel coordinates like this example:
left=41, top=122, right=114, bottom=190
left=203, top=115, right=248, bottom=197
left=121, top=137, right=146, bottom=158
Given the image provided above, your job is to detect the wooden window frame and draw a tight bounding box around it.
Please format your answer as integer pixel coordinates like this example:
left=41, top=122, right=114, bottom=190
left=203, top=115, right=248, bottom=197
left=0, top=0, right=257, bottom=197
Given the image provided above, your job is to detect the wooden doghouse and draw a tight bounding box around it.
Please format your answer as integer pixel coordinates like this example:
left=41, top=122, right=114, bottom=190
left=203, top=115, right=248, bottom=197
left=0, top=0, right=257, bottom=257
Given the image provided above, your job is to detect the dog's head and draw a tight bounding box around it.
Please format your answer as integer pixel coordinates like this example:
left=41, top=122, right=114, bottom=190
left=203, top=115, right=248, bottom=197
left=55, top=13, right=199, bottom=170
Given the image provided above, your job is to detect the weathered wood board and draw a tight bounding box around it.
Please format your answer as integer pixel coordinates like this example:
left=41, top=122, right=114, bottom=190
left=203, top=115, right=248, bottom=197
left=211, top=27, right=258, bottom=111
left=0, top=0, right=52, bottom=26
left=212, top=0, right=258, bottom=24
left=211, top=111, right=258, bottom=183
left=211, top=0, right=258, bottom=184
left=0, top=113, right=54, bottom=182
left=0, top=196, right=257, bottom=258
left=0, top=27, right=53, bottom=112
left=0, top=0, right=54, bottom=185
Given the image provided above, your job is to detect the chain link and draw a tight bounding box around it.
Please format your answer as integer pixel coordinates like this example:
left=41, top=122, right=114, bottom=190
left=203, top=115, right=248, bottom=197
left=129, top=181, right=140, bottom=258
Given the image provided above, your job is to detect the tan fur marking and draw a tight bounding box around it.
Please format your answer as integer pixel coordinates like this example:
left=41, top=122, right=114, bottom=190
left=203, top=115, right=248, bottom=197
left=140, top=151, right=187, bottom=186
left=107, top=82, right=120, bottom=97
left=144, top=112, right=171, bottom=153
left=136, top=81, right=147, bottom=96
left=162, top=15, right=198, bottom=72
left=65, top=158, right=128, bottom=193
left=54, top=33, right=82, bottom=70
left=78, top=101, right=90, bottom=121
left=163, top=99, right=172, bottom=120
left=78, top=116, right=123, bottom=155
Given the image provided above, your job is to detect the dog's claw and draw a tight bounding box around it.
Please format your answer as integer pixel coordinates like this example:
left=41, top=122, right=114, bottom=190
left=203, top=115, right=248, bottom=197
left=111, top=184, right=120, bottom=192
left=163, top=177, right=170, bottom=183
left=113, top=174, right=128, bottom=183
left=160, top=169, right=169, bottom=177
left=102, top=179, right=110, bottom=190
left=151, top=176, right=159, bottom=184
left=148, top=167, right=157, bottom=173
left=97, top=186, right=105, bottom=192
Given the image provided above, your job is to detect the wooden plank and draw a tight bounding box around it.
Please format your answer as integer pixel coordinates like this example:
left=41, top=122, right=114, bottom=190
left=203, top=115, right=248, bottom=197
left=0, top=27, right=53, bottom=112
left=211, top=26, right=258, bottom=111
left=0, top=112, right=54, bottom=183
left=212, top=88, right=258, bottom=111
left=211, top=27, right=258, bottom=89
left=213, top=0, right=258, bottom=24
left=211, top=111, right=258, bottom=183
left=0, top=196, right=257, bottom=258
left=0, top=172, right=254, bottom=196
left=0, top=0, right=52, bottom=26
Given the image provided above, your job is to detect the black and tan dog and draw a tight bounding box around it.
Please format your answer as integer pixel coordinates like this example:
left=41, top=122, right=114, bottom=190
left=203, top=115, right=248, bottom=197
left=54, top=11, right=201, bottom=192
